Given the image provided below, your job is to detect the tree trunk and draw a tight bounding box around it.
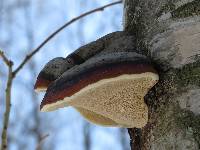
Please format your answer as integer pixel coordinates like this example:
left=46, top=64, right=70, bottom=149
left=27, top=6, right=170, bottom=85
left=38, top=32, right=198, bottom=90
left=123, top=0, right=200, bottom=149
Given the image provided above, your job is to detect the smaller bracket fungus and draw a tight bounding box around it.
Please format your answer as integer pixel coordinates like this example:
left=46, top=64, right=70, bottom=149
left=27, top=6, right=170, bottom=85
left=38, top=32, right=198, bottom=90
left=34, top=53, right=84, bottom=92
left=34, top=31, right=134, bottom=92
left=40, top=52, right=159, bottom=128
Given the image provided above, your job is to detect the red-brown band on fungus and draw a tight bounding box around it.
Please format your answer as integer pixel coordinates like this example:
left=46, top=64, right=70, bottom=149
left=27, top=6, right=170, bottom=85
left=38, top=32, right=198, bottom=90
left=34, top=77, right=52, bottom=91
left=40, top=52, right=158, bottom=110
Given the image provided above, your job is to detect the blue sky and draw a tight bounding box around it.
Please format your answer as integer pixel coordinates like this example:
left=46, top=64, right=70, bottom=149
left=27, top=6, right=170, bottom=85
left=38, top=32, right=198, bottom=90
left=0, top=0, right=130, bottom=150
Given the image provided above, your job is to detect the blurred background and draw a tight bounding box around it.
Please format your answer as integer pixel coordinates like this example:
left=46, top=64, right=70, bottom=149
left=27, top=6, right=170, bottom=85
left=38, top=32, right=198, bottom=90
left=0, top=0, right=130, bottom=150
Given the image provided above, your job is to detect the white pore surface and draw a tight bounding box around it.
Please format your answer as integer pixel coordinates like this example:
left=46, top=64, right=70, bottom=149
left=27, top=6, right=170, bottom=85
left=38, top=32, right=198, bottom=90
left=41, top=72, right=159, bottom=128
left=35, top=87, right=47, bottom=93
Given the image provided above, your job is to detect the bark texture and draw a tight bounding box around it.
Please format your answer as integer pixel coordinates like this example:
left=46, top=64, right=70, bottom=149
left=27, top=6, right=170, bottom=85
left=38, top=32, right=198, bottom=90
left=124, top=0, right=200, bottom=149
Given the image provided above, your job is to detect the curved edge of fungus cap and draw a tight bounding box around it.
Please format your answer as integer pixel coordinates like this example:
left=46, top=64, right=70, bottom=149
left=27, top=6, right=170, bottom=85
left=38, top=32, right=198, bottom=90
left=34, top=31, right=127, bottom=92
left=34, top=54, right=119, bottom=126
left=75, top=107, right=120, bottom=127
left=34, top=53, right=84, bottom=92
left=41, top=52, right=159, bottom=128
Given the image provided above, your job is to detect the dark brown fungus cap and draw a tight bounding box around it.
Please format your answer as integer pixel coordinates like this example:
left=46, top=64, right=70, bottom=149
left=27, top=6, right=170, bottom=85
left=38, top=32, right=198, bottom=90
left=34, top=31, right=131, bottom=92
left=41, top=52, right=159, bottom=127
left=34, top=53, right=84, bottom=92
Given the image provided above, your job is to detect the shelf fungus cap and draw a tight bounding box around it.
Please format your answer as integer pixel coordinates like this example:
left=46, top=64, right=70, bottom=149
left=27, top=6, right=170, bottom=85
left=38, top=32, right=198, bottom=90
left=41, top=52, right=159, bottom=128
left=34, top=54, right=84, bottom=92
left=34, top=55, right=118, bottom=126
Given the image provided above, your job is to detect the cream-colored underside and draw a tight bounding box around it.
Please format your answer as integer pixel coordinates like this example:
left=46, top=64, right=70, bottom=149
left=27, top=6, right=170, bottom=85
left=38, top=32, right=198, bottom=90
left=41, top=72, right=159, bottom=128
left=35, top=87, right=47, bottom=92
left=75, top=107, right=120, bottom=126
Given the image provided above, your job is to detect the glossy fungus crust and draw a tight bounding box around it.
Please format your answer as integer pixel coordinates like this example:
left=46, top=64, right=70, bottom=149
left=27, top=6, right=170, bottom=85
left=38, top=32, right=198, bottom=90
left=39, top=52, right=159, bottom=127
left=41, top=61, right=157, bottom=109
left=34, top=54, right=85, bottom=92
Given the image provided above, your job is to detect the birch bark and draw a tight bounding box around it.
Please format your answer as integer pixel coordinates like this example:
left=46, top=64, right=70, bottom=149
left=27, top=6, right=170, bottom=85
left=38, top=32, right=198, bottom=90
left=123, top=0, right=200, bottom=149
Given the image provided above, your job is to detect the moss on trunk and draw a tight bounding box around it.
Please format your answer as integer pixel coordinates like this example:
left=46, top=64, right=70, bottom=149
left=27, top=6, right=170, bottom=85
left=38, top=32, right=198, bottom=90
left=124, top=0, right=200, bottom=149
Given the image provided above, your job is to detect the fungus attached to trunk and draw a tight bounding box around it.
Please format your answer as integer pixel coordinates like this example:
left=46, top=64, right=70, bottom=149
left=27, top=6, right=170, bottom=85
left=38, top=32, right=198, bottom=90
left=40, top=52, right=159, bottom=128
left=34, top=31, right=133, bottom=92
left=34, top=53, right=119, bottom=126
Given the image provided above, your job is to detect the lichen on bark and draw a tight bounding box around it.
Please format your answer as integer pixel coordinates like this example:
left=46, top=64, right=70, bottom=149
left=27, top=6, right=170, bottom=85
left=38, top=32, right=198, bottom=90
left=176, top=108, right=200, bottom=148
left=150, top=101, right=200, bottom=149
left=157, top=0, right=200, bottom=19
left=172, top=0, right=200, bottom=18
left=175, top=59, right=200, bottom=87
left=123, top=0, right=200, bottom=149
left=145, top=60, right=200, bottom=149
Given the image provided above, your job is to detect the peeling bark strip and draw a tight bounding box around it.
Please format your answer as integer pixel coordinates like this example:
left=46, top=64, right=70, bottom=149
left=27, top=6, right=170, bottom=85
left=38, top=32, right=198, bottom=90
left=124, top=0, right=200, bottom=149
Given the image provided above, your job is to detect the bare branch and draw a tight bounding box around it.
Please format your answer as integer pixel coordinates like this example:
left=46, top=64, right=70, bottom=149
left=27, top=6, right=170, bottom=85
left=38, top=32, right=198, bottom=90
left=1, top=65, right=13, bottom=150
left=0, top=2, right=122, bottom=149
left=0, top=51, right=14, bottom=150
left=0, top=50, right=14, bottom=150
left=35, top=134, right=50, bottom=150
left=13, top=0, right=122, bottom=76
left=0, top=51, right=13, bottom=67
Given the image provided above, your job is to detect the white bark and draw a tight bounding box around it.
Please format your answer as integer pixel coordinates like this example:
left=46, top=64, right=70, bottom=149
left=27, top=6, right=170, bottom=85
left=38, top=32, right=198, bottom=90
left=124, top=0, right=200, bottom=149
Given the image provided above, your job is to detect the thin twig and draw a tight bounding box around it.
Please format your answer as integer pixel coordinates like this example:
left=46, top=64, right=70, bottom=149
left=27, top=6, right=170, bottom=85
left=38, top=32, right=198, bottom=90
left=0, top=51, right=13, bottom=67
left=0, top=64, right=13, bottom=150
left=0, top=1, right=122, bottom=149
left=35, top=134, right=50, bottom=150
left=12, top=0, right=122, bottom=76
left=0, top=50, right=13, bottom=150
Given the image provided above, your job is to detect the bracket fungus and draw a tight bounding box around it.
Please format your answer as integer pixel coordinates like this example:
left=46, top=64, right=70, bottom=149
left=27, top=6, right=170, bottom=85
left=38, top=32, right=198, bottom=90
left=34, top=53, right=84, bottom=92
left=35, top=51, right=159, bottom=128
left=35, top=31, right=134, bottom=92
